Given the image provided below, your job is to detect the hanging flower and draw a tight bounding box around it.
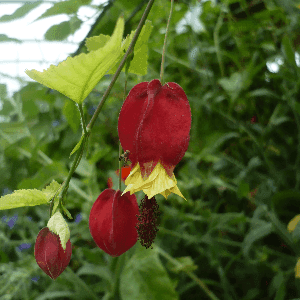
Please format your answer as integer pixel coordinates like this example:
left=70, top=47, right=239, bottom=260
left=118, top=79, right=191, bottom=200
left=89, top=189, right=139, bottom=257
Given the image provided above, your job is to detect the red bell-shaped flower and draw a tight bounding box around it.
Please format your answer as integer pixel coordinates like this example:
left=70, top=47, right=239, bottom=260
left=34, top=227, right=72, bottom=280
left=118, top=79, right=191, bottom=199
left=89, top=189, right=139, bottom=257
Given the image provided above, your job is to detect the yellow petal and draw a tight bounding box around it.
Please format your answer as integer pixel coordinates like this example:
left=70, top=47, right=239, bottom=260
left=287, top=215, right=300, bottom=232
left=121, top=162, right=186, bottom=200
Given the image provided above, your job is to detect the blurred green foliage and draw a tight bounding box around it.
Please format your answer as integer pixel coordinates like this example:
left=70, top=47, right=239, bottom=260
left=2, top=0, right=300, bottom=299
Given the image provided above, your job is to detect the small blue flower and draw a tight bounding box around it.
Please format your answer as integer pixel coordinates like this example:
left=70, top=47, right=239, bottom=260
left=16, top=243, right=32, bottom=251
left=31, top=276, right=40, bottom=282
left=7, top=214, right=18, bottom=229
left=75, top=213, right=82, bottom=223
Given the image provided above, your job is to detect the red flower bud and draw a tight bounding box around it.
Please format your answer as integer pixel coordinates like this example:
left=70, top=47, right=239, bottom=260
left=115, top=165, right=132, bottom=182
left=107, top=166, right=132, bottom=188
left=118, top=79, right=191, bottom=180
left=34, top=227, right=72, bottom=280
left=89, top=189, right=139, bottom=257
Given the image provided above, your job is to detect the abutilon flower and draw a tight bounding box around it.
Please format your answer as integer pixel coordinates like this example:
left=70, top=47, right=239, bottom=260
left=34, top=227, right=72, bottom=280
left=135, top=195, right=161, bottom=249
left=118, top=79, right=191, bottom=200
left=89, top=189, right=139, bottom=257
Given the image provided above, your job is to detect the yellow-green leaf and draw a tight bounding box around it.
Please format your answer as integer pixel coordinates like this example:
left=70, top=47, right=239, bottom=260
left=86, top=20, right=153, bottom=76
left=86, top=34, right=111, bottom=52
left=0, top=180, right=61, bottom=210
left=70, top=134, right=85, bottom=157
left=47, top=211, right=70, bottom=250
left=107, top=20, right=153, bottom=76
left=25, top=16, right=124, bottom=104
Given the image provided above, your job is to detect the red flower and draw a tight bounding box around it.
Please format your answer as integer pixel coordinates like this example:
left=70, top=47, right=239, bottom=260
left=118, top=79, right=191, bottom=199
left=107, top=166, right=132, bottom=188
left=34, top=227, right=72, bottom=280
left=115, top=165, right=132, bottom=181
left=89, top=189, right=139, bottom=257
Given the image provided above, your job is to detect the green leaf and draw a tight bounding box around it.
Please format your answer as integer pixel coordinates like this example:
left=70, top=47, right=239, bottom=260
left=0, top=180, right=60, bottom=210
left=42, top=180, right=61, bottom=200
left=237, top=181, right=250, bottom=199
left=61, top=203, right=73, bottom=220
left=70, top=134, right=85, bottom=157
left=63, top=100, right=80, bottom=133
left=246, top=88, right=281, bottom=99
left=44, top=21, right=71, bottom=41
left=0, top=34, right=21, bottom=43
left=0, top=121, right=30, bottom=145
left=281, top=34, right=297, bottom=68
left=47, top=211, right=70, bottom=250
left=25, top=16, right=125, bottom=104
left=218, top=72, right=243, bottom=101
left=86, top=20, right=153, bottom=76
left=85, top=34, right=111, bottom=52
left=22, top=99, right=39, bottom=118
left=107, top=20, right=153, bottom=76
left=120, top=245, right=179, bottom=300
left=45, top=17, right=82, bottom=41
left=35, top=0, right=81, bottom=21
left=166, top=256, right=198, bottom=274
left=243, top=221, right=273, bottom=257
left=0, top=1, right=42, bottom=23
left=17, top=161, right=68, bottom=190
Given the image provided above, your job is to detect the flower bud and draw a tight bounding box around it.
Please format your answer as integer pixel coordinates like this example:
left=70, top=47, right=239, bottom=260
left=89, top=189, right=139, bottom=257
left=34, top=227, right=72, bottom=280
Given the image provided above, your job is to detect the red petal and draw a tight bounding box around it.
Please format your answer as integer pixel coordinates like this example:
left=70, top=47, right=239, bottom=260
left=34, top=227, right=72, bottom=280
left=89, top=189, right=139, bottom=257
left=118, top=82, right=149, bottom=170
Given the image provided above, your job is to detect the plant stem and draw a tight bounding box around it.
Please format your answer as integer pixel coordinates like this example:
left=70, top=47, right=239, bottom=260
left=78, top=103, right=87, bottom=135
left=160, top=0, right=174, bottom=85
left=58, top=137, right=85, bottom=210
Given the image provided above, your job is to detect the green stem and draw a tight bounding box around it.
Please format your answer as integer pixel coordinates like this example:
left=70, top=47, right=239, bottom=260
left=160, top=0, right=174, bottom=85
left=78, top=103, right=87, bottom=135
left=111, top=254, right=126, bottom=299
left=58, top=137, right=85, bottom=211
